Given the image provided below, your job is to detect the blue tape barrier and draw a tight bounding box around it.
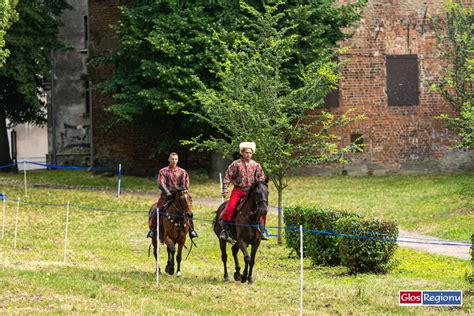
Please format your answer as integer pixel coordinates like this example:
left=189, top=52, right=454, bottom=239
left=0, top=163, right=16, bottom=170
left=1, top=195, right=472, bottom=247
left=22, top=161, right=93, bottom=171
left=0, top=193, right=5, bottom=201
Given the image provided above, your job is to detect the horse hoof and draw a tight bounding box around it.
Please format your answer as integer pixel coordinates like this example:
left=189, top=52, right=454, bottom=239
left=241, top=276, right=247, bottom=283
left=165, top=265, right=174, bottom=275
left=224, top=276, right=229, bottom=282
left=176, top=271, right=182, bottom=277
left=248, top=277, right=254, bottom=284
left=233, top=272, right=241, bottom=281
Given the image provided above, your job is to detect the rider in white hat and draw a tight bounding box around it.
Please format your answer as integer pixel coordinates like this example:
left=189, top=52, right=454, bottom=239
left=220, top=142, right=268, bottom=240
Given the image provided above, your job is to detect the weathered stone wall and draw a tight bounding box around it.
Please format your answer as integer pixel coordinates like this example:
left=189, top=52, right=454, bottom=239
left=48, top=0, right=91, bottom=166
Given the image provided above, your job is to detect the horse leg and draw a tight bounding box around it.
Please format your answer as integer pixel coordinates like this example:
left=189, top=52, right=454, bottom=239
left=237, top=240, right=250, bottom=283
left=231, top=243, right=241, bottom=281
left=176, top=239, right=184, bottom=277
left=219, top=239, right=229, bottom=281
left=247, top=242, right=260, bottom=284
left=165, top=236, right=176, bottom=275
left=152, top=236, right=161, bottom=274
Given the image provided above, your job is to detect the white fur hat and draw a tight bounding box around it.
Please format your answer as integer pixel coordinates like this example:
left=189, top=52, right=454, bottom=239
left=239, top=142, right=256, bottom=154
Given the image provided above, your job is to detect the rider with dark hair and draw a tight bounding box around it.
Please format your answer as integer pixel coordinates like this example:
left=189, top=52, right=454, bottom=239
left=147, top=152, right=198, bottom=239
left=220, top=142, right=268, bottom=241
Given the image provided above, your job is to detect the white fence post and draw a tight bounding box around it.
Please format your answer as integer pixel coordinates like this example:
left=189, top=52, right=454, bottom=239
left=117, top=164, right=122, bottom=197
left=300, top=225, right=304, bottom=316
left=14, top=198, right=20, bottom=249
left=156, top=207, right=160, bottom=286
left=23, top=162, right=27, bottom=197
left=64, top=202, right=70, bottom=264
left=219, top=172, right=224, bottom=203
left=1, top=193, right=5, bottom=240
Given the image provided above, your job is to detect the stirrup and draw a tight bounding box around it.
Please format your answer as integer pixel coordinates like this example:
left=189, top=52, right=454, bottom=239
left=189, top=230, right=198, bottom=239
left=219, top=229, right=228, bottom=241
left=147, top=229, right=156, bottom=238
left=261, top=233, right=269, bottom=241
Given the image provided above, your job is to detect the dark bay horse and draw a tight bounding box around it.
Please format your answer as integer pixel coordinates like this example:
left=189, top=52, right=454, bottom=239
left=149, top=187, right=193, bottom=277
left=213, top=180, right=269, bottom=284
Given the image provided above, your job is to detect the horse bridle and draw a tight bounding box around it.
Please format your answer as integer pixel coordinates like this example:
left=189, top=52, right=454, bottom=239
left=174, top=189, right=193, bottom=220
left=250, top=182, right=268, bottom=216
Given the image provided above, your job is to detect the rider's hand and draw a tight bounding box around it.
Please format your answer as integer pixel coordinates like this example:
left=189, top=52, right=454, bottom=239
left=222, top=192, right=227, bottom=199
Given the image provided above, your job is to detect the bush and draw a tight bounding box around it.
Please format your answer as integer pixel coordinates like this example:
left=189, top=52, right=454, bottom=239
left=337, top=217, right=398, bottom=274
left=284, top=206, right=362, bottom=266
left=284, top=206, right=307, bottom=257
left=465, top=234, right=474, bottom=284
left=304, top=208, right=361, bottom=266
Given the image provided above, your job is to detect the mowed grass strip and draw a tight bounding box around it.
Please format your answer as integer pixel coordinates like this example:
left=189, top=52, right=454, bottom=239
left=0, top=184, right=471, bottom=314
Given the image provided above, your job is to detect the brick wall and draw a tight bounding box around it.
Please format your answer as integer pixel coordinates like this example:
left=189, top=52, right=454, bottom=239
left=325, top=0, right=472, bottom=174
left=88, top=0, right=209, bottom=175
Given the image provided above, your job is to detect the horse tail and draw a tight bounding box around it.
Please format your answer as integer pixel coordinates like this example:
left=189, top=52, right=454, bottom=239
left=148, top=242, right=152, bottom=258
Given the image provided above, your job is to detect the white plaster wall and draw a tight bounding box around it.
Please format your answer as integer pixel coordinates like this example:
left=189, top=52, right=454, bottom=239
left=8, top=123, right=47, bottom=170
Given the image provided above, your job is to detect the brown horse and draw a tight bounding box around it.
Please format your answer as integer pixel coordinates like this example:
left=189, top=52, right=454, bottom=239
left=213, top=179, right=269, bottom=284
left=149, top=187, right=193, bottom=277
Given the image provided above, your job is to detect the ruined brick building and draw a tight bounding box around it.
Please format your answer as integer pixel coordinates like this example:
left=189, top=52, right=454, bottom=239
left=49, top=0, right=473, bottom=175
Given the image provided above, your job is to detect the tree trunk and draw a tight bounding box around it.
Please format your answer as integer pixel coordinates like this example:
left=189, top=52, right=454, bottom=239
left=0, top=107, right=12, bottom=168
left=277, top=186, right=283, bottom=244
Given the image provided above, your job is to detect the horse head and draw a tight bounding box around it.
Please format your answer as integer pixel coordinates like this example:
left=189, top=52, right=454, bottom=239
left=251, top=179, right=269, bottom=217
left=173, top=186, right=193, bottom=218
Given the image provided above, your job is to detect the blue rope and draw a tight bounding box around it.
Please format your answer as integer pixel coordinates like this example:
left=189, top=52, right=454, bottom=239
left=0, top=163, right=16, bottom=169
left=2, top=195, right=472, bottom=247
left=21, top=161, right=93, bottom=171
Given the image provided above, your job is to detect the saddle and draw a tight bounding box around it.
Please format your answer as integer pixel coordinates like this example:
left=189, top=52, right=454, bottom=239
left=219, top=195, right=248, bottom=222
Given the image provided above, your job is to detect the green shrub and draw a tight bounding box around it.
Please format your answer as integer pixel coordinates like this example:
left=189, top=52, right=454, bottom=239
left=284, top=206, right=307, bottom=256
left=304, top=208, right=362, bottom=266
left=337, top=217, right=398, bottom=274
left=465, top=234, right=474, bottom=284
left=284, top=206, right=361, bottom=266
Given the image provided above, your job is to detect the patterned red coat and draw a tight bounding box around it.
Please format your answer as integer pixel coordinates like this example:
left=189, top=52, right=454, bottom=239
left=156, top=166, right=189, bottom=208
left=222, top=159, right=265, bottom=194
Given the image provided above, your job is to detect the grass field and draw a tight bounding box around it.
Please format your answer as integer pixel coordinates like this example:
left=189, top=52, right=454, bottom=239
left=0, top=170, right=472, bottom=314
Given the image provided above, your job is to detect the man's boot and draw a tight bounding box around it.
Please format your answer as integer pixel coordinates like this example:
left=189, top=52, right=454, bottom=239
left=186, top=212, right=198, bottom=239
left=220, top=221, right=230, bottom=241
left=147, top=208, right=158, bottom=238
left=147, top=229, right=156, bottom=238
left=260, top=222, right=269, bottom=241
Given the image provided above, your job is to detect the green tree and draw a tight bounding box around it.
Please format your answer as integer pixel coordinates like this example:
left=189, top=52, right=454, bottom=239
left=0, top=0, right=18, bottom=66
left=95, top=0, right=364, bottom=154
left=183, top=1, right=364, bottom=243
left=0, top=0, right=69, bottom=167
left=431, top=0, right=473, bottom=148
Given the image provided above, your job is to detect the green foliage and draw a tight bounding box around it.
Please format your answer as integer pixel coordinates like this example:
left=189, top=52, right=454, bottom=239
left=96, top=0, right=365, bottom=154
left=283, top=205, right=307, bottom=255
left=305, top=207, right=363, bottom=266
left=0, top=0, right=68, bottom=123
left=431, top=0, right=474, bottom=148
left=184, top=1, right=365, bottom=197
left=0, top=0, right=18, bottom=66
left=466, top=233, right=474, bottom=284
left=0, top=0, right=69, bottom=165
left=284, top=205, right=362, bottom=266
left=284, top=205, right=398, bottom=273
left=92, top=0, right=235, bottom=152
left=337, top=217, right=398, bottom=274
